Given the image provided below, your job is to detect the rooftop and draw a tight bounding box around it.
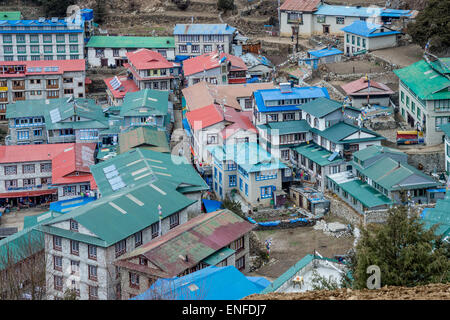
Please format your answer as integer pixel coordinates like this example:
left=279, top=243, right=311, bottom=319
left=115, top=209, right=255, bottom=278
left=279, top=0, right=321, bottom=12
left=173, top=24, right=236, bottom=35
left=341, top=77, right=395, bottom=96
left=308, top=47, right=342, bottom=58
left=315, top=4, right=414, bottom=18
left=118, top=126, right=170, bottom=154
left=185, top=103, right=224, bottom=130
left=0, top=143, right=75, bottom=164
left=86, top=36, right=175, bottom=49
left=0, top=59, right=85, bottom=77
left=104, top=76, right=139, bottom=100
left=183, top=52, right=247, bottom=77
left=0, top=11, right=21, bottom=20
left=310, top=121, right=385, bottom=144
left=126, top=49, right=175, bottom=70
left=352, top=145, right=405, bottom=163
left=299, top=97, right=345, bottom=118
left=393, top=58, right=450, bottom=101
left=257, top=119, right=310, bottom=135
left=341, top=21, right=401, bottom=37
left=120, top=89, right=169, bottom=117
left=292, top=142, right=343, bottom=167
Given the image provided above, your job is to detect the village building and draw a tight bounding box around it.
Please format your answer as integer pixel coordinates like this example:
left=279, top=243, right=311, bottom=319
left=300, top=47, right=342, bottom=70
left=119, top=89, right=173, bottom=132
left=421, top=194, right=450, bottom=243
left=0, top=143, right=96, bottom=207
left=0, top=16, right=86, bottom=62
left=279, top=0, right=416, bottom=38
left=208, top=142, right=287, bottom=208
left=114, top=209, right=255, bottom=299
left=124, top=49, right=181, bottom=92
left=0, top=59, right=86, bottom=119
left=39, top=147, right=209, bottom=300
left=5, top=97, right=111, bottom=145
left=289, top=185, right=330, bottom=216
left=342, top=21, right=401, bottom=56
left=341, top=76, right=395, bottom=109
left=327, top=145, right=441, bottom=215
left=182, top=52, right=248, bottom=87
left=181, top=80, right=275, bottom=112
left=86, top=36, right=175, bottom=67
left=394, top=57, right=450, bottom=145
left=103, top=75, right=139, bottom=107
left=441, top=123, right=450, bottom=176
left=118, top=126, right=170, bottom=154
left=173, top=24, right=236, bottom=59
left=239, top=53, right=274, bottom=82
left=131, top=265, right=270, bottom=300
left=185, top=103, right=257, bottom=176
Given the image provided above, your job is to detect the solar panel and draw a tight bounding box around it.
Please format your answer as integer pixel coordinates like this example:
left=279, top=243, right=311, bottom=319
left=44, top=67, right=52, bottom=72
left=109, top=76, right=121, bottom=90
left=102, top=164, right=116, bottom=174
left=105, top=169, right=119, bottom=179
left=35, top=67, right=42, bottom=72
left=49, top=108, right=61, bottom=123
left=28, top=67, right=35, bottom=72
left=52, top=66, right=59, bottom=72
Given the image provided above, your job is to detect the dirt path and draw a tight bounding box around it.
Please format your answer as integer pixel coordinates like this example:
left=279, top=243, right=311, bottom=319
left=1, top=207, right=48, bottom=231
left=371, top=44, right=424, bottom=68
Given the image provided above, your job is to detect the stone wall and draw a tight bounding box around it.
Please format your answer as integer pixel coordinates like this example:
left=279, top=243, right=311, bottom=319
left=406, top=151, right=446, bottom=174
left=325, top=193, right=363, bottom=227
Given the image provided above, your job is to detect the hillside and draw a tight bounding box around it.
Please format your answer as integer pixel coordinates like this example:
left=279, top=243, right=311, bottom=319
left=244, top=283, right=450, bottom=300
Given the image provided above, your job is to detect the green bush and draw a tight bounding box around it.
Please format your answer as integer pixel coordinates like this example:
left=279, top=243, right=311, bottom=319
left=217, top=0, right=234, bottom=12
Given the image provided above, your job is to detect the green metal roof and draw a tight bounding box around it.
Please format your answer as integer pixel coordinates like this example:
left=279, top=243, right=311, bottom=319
left=0, top=227, right=43, bottom=270
left=257, top=120, right=310, bottom=135
left=120, top=89, right=169, bottom=117
left=299, top=97, right=344, bottom=118
left=330, top=177, right=392, bottom=208
left=118, top=126, right=170, bottom=154
left=6, top=100, right=47, bottom=119
left=353, top=145, right=406, bottom=162
left=311, top=122, right=385, bottom=144
left=0, top=11, right=21, bottom=20
left=23, top=211, right=61, bottom=229
left=393, top=58, right=450, bottom=101
left=202, top=247, right=235, bottom=265
left=358, top=157, right=439, bottom=191
left=86, top=36, right=175, bottom=49
left=292, top=142, right=343, bottom=166
left=439, top=123, right=450, bottom=137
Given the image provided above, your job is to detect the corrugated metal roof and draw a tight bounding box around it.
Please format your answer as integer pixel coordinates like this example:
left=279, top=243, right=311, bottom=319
left=183, top=52, right=247, bottom=76
left=120, top=89, right=169, bottom=117
left=394, top=59, right=450, bottom=101
left=185, top=103, right=224, bottom=129
left=341, top=21, right=401, bottom=37
left=279, top=0, right=321, bottom=12
left=293, top=142, right=343, bottom=166
left=173, top=24, right=236, bottom=35
left=86, top=36, right=174, bottom=48
left=341, top=77, right=395, bottom=96
left=126, top=49, right=175, bottom=70
left=257, top=119, right=310, bottom=135
left=308, top=47, right=342, bottom=58
left=118, top=126, right=170, bottom=154
left=352, top=145, right=405, bottom=163
left=117, top=209, right=255, bottom=277
left=0, top=143, right=73, bottom=164
left=315, top=4, right=413, bottom=18
left=299, top=97, right=343, bottom=118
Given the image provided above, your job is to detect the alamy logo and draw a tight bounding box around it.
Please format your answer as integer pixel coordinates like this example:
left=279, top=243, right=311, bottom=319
left=366, top=265, right=381, bottom=289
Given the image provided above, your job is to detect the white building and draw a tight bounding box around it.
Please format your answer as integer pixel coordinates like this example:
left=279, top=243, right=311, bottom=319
left=86, top=36, right=175, bottom=67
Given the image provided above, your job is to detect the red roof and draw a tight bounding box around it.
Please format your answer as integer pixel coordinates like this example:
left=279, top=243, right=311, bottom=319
left=185, top=103, right=224, bottom=130
left=221, top=108, right=257, bottom=139
left=183, top=52, right=247, bottom=77
left=0, top=59, right=85, bottom=77
left=104, top=76, right=139, bottom=99
left=126, top=49, right=175, bottom=70
left=0, top=189, right=57, bottom=198
left=280, top=0, right=321, bottom=12
left=341, top=77, right=395, bottom=96
left=51, top=143, right=97, bottom=186
left=0, top=143, right=74, bottom=164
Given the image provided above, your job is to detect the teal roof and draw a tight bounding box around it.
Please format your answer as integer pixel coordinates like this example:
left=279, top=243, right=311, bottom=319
left=86, top=36, right=175, bottom=49
left=0, top=11, right=22, bottom=20
left=329, top=177, right=392, bottom=208
left=292, top=143, right=343, bottom=166
left=440, top=123, right=450, bottom=137
left=208, top=142, right=287, bottom=173
left=358, top=157, right=439, bottom=191
left=6, top=100, right=46, bottom=118
left=299, top=97, right=344, bottom=118
left=257, top=120, right=310, bottom=135
left=394, top=59, right=450, bottom=101
left=421, top=197, right=450, bottom=240
left=202, top=247, right=235, bottom=265
left=353, top=145, right=406, bottom=163
left=311, top=122, right=385, bottom=144
left=0, top=227, right=43, bottom=270
left=120, top=89, right=169, bottom=117
left=23, top=210, right=62, bottom=229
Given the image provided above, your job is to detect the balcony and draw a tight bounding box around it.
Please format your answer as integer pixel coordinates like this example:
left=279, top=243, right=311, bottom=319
left=13, top=96, right=25, bottom=101
left=0, top=97, right=8, bottom=103
left=46, top=84, right=59, bottom=90
left=12, top=84, right=25, bottom=90
left=49, top=135, right=75, bottom=143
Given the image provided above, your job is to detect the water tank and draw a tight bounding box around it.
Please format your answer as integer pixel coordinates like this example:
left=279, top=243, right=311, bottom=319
left=81, top=8, right=94, bottom=21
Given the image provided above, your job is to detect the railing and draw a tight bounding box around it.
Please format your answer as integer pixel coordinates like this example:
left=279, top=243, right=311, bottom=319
left=49, top=135, right=75, bottom=143
left=13, top=96, right=25, bottom=101
left=12, top=85, right=25, bottom=90
left=46, top=84, right=59, bottom=89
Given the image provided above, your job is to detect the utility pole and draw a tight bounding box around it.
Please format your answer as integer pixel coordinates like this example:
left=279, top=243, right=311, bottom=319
left=296, top=21, right=300, bottom=53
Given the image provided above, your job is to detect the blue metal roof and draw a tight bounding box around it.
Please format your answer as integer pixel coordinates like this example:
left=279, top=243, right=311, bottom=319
left=173, top=24, right=236, bottom=35
left=308, top=47, right=342, bottom=58
left=341, top=20, right=401, bottom=37
left=131, top=265, right=270, bottom=300
left=315, top=4, right=412, bottom=18
left=254, top=86, right=329, bottom=112
left=202, top=199, right=223, bottom=213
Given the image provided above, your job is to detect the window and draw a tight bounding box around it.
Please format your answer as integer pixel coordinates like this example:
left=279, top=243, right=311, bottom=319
left=23, top=178, right=35, bottom=187
left=139, top=257, right=148, bottom=266
left=88, top=245, right=97, bottom=260
left=287, top=12, right=303, bottom=24
left=170, top=213, right=180, bottom=229
left=69, top=34, right=78, bottom=43
left=234, top=236, right=245, bottom=252
left=336, top=17, right=345, bottom=24
left=71, top=260, right=80, bottom=275
left=16, top=35, right=25, bottom=43
left=54, top=275, right=63, bottom=291
left=351, top=35, right=355, bottom=45
left=54, top=256, right=63, bottom=271
left=406, top=96, right=410, bottom=107
left=64, top=88, right=74, bottom=94
left=179, top=45, right=187, bottom=53
left=229, top=175, right=237, bottom=187
left=281, top=149, right=290, bottom=160
left=56, top=34, right=65, bottom=43
left=245, top=183, right=248, bottom=196
left=95, top=48, right=104, bottom=57
left=3, top=35, right=12, bottom=43
left=401, top=91, right=404, bottom=103
left=5, top=180, right=17, bottom=189
left=134, top=231, right=143, bottom=248
left=236, top=256, right=245, bottom=270
left=17, top=130, right=29, bottom=140
left=160, top=81, right=168, bottom=90
left=53, top=236, right=62, bottom=251
left=115, top=239, right=126, bottom=257
left=88, top=265, right=98, bottom=281
left=362, top=38, right=366, bottom=48
left=70, top=220, right=78, bottom=232
left=207, top=134, right=218, bottom=144
left=129, top=272, right=140, bottom=288
left=4, top=165, right=17, bottom=175
left=57, top=45, right=65, bottom=53
left=267, top=114, right=278, bottom=122
left=63, top=185, right=76, bottom=196
left=239, top=177, right=243, bottom=191
left=88, top=286, right=98, bottom=300
left=219, top=171, right=222, bottom=185
left=71, top=240, right=79, bottom=255
left=260, top=186, right=273, bottom=199
left=157, top=49, right=166, bottom=57
left=204, top=44, right=212, bottom=53
left=283, top=113, right=295, bottom=121
left=43, top=34, right=52, bottom=43
left=191, top=45, right=200, bottom=53
left=69, top=45, right=78, bottom=53
left=151, top=222, right=159, bottom=239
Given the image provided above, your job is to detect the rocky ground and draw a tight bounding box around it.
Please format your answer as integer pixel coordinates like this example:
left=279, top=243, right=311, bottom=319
left=244, top=282, right=450, bottom=300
